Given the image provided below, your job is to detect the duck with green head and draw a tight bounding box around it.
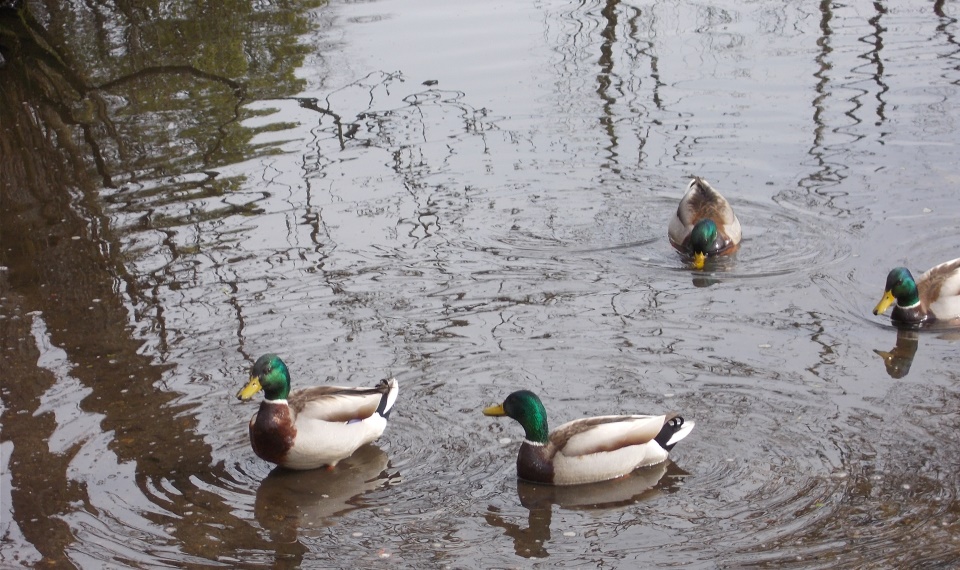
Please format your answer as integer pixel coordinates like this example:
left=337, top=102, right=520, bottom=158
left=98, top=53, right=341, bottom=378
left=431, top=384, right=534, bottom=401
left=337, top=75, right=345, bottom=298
left=483, top=390, right=694, bottom=486
left=237, top=354, right=399, bottom=470
left=872, top=258, right=960, bottom=326
left=668, top=177, right=742, bottom=269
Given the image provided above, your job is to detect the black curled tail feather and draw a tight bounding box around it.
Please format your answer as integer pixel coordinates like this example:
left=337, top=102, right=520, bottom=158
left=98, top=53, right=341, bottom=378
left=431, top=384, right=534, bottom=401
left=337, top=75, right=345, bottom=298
left=654, top=415, right=686, bottom=451
left=375, top=378, right=399, bottom=419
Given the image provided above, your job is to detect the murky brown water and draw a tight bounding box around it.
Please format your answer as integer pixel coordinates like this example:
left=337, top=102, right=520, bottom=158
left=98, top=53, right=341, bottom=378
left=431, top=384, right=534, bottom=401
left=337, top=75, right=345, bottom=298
left=2, top=0, right=960, bottom=567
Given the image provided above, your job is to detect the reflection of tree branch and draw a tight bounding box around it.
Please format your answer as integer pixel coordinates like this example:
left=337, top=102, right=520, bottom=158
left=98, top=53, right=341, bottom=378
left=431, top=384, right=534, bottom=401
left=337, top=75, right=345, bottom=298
left=865, top=2, right=888, bottom=123
left=1, top=57, right=275, bottom=567
left=297, top=96, right=351, bottom=147
left=2, top=3, right=321, bottom=560
left=2, top=8, right=117, bottom=189
left=812, top=0, right=833, bottom=152
left=623, top=6, right=661, bottom=167
left=3, top=7, right=88, bottom=94
left=96, top=64, right=245, bottom=97
left=98, top=64, right=248, bottom=165
left=3, top=9, right=251, bottom=186
left=933, top=0, right=960, bottom=79
left=793, top=0, right=852, bottom=217
left=333, top=71, right=402, bottom=144
left=597, top=0, right=620, bottom=170
left=290, top=72, right=404, bottom=149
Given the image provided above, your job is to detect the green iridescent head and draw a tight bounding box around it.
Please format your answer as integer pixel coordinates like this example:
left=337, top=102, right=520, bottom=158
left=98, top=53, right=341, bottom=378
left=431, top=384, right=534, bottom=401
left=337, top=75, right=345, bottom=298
left=690, top=219, right=718, bottom=255
left=689, top=219, right=718, bottom=269
left=873, top=267, right=919, bottom=316
left=237, top=354, right=292, bottom=401
left=483, top=390, right=550, bottom=443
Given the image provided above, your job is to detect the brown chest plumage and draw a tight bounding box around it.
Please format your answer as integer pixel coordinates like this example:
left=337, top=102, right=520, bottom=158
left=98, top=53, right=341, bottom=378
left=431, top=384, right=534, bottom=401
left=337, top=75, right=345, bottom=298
left=249, top=403, right=297, bottom=466
left=892, top=304, right=929, bottom=325
left=517, top=442, right=555, bottom=484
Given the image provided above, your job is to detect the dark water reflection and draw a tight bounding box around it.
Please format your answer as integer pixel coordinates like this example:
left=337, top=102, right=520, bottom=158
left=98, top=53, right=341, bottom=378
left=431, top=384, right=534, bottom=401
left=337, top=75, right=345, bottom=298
left=254, top=445, right=392, bottom=538
left=2, top=0, right=960, bottom=567
left=485, top=462, right=685, bottom=559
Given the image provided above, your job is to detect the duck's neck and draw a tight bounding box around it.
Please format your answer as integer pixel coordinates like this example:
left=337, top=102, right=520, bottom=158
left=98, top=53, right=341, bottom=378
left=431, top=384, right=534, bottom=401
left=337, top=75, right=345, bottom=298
left=893, top=274, right=921, bottom=309
left=520, top=418, right=549, bottom=444
left=892, top=303, right=928, bottom=324
left=896, top=294, right=921, bottom=310
left=511, top=396, right=550, bottom=443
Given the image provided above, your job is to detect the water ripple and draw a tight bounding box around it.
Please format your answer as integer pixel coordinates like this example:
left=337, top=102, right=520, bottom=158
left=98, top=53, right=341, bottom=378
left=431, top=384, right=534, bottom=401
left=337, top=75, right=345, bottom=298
left=481, top=195, right=851, bottom=282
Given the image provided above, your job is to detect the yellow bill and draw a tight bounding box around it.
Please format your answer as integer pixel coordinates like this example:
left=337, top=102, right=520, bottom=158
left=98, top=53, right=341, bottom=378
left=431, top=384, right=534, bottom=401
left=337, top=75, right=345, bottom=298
left=237, top=376, right=263, bottom=401
left=483, top=403, right=506, bottom=416
left=873, top=290, right=896, bottom=316
left=692, top=252, right=707, bottom=270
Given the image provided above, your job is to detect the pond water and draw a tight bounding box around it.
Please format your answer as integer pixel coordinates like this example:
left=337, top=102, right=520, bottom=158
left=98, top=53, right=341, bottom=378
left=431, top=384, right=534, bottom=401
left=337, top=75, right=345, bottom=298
left=2, top=0, right=959, bottom=567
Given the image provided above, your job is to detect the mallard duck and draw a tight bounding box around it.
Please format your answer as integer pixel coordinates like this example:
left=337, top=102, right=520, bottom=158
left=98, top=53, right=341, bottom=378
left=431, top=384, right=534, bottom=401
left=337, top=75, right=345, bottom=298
left=483, top=390, right=694, bottom=486
left=236, top=354, right=399, bottom=470
left=872, top=258, right=960, bottom=326
left=668, top=176, right=742, bottom=269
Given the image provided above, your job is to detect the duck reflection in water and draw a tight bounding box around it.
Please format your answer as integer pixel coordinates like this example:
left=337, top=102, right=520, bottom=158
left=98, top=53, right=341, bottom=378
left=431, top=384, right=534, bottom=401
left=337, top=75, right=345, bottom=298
left=873, top=329, right=920, bottom=379
left=689, top=252, right=738, bottom=288
left=254, top=444, right=391, bottom=543
left=873, top=327, right=960, bottom=379
left=484, top=462, right=688, bottom=559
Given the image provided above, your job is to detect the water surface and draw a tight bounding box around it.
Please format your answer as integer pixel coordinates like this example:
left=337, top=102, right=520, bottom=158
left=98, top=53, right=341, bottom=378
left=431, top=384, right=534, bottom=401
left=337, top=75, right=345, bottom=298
left=2, top=0, right=959, bottom=567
